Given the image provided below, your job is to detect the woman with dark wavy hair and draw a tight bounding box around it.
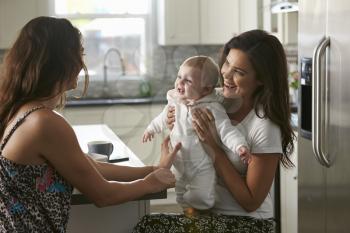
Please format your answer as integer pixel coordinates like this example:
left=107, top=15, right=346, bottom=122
left=133, top=29, right=295, bottom=233
left=0, top=16, right=180, bottom=232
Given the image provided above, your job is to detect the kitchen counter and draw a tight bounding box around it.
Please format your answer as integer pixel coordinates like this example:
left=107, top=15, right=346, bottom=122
left=71, top=124, right=166, bottom=204
left=67, top=96, right=298, bottom=110
left=66, top=96, right=167, bottom=107
left=72, top=190, right=166, bottom=205
left=67, top=97, right=299, bottom=129
left=68, top=124, right=167, bottom=233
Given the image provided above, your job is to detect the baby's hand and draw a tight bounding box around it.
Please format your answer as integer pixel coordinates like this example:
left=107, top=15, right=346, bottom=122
left=143, top=131, right=155, bottom=143
left=238, top=146, right=252, bottom=164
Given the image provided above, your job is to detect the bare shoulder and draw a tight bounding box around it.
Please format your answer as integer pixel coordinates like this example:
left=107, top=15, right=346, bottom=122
left=27, top=108, right=83, bottom=158
left=25, top=108, right=75, bottom=140
left=2, top=107, right=79, bottom=164
left=27, top=108, right=67, bottom=127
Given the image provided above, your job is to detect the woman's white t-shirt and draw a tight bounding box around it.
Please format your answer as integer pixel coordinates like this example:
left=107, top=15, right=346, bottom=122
left=212, top=108, right=283, bottom=219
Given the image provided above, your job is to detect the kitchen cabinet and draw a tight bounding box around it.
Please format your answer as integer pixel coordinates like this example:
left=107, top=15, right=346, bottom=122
left=200, top=0, right=240, bottom=44
left=262, top=0, right=298, bottom=45
left=280, top=12, right=298, bottom=45
left=157, top=0, right=199, bottom=45
left=280, top=131, right=298, bottom=233
left=239, top=0, right=261, bottom=33
left=68, top=202, right=148, bottom=233
left=157, top=0, right=240, bottom=45
left=61, top=104, right=167, bottom=166
left=0, top=0, right=49, bottom=49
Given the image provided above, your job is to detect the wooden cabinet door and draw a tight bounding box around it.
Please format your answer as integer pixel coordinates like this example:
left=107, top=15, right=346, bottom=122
left=0, top=0, right=49, bottom=49
left=200, top=0, right=240, bottom=44
left=157, top=0, right=200, bottom=45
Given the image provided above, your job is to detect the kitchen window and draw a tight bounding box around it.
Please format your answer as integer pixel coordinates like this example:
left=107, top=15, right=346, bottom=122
left=53, top=0, right=152, bottom=95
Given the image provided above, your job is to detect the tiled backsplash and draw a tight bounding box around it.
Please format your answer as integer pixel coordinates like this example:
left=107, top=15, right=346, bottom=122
left=149, top=45, right=222, bottom=97
left=149, top=44, right=298, bottom=98
left=0, top=44, right=298, bottom=99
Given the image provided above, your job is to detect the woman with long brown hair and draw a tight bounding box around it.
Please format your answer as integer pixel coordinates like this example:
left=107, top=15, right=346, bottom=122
left=133, top=29, right=295, bottom=233
left=0, top=16, right=180, bottom=232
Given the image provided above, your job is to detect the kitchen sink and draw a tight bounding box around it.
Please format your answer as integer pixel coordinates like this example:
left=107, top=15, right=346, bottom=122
left=67, top=74, right=152, bottom=99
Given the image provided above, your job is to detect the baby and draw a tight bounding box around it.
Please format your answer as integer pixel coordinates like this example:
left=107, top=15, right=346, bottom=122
left=143, top=56, right=251, bottom=211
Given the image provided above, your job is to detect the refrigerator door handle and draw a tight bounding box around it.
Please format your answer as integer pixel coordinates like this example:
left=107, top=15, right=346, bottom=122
left=312, top=36, right=331, bottom=167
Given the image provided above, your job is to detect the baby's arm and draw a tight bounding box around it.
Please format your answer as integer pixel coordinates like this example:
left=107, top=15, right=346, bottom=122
left=142, top=105, right=169, bottom=143
left=238, top=145, right=252, bottom=164
left=142, top=131, right=155, bottom=143
left=143, top=89, right=177, bottom=143
left=209, top=104, right=250, bottom=161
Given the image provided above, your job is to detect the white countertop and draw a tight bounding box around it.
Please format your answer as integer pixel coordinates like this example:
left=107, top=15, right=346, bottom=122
left=71, top=124, right=166, bottom=204
left=72, top=124, right=143, bottom=167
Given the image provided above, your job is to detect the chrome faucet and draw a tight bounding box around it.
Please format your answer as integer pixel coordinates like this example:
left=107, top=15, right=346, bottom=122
left=103, top=48, right=126, bottom=95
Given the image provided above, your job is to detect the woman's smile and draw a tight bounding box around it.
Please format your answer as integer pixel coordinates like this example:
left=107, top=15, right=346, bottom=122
left=223, top=81, right=238, bottom=96
left=224, top=82, right=237, bottom=89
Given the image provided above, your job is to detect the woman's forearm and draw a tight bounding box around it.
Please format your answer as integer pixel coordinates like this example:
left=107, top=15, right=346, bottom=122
left=211, top=146, right=278, bottom=212
left=99, top=163, right=155, bottom=181
left=87, top=157, right=155, bottom=181
left=191, top=107, right=279, bottom=212
left=93, top=179, right=150, bottom=207
left=212, top=147, right=257, bottom=211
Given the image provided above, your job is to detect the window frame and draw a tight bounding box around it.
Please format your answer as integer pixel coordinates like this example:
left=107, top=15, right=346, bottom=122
left=48, top=0, right=154, bottom=76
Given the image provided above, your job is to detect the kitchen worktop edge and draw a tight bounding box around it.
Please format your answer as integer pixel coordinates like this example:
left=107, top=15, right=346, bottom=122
left=66, top=96, right=167, bottom=107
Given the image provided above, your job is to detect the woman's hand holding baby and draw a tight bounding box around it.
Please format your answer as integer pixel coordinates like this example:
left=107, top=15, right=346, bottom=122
left=191, top=108, right=218, bottom=144
left=166, top=106, right=175, bottom=130
left=191, top=108, right=222, bottom=159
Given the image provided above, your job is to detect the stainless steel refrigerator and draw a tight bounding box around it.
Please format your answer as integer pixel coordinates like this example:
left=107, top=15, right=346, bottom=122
left=298, top=0, right=350, bottom=232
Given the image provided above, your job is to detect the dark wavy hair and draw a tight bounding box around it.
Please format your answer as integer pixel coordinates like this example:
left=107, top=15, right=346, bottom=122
left=219, top=29, right=295, bottom=168
left=0, top=16, right=89, bottom=138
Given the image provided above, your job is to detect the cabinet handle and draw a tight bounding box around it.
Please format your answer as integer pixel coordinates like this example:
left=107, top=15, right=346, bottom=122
left=312, top=36, right=331, bottom=167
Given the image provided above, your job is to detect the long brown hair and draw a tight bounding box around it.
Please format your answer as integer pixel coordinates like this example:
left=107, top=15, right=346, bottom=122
left=0, top=16, right=89, bottom=138
left=219, top=29, right=295, bottom=168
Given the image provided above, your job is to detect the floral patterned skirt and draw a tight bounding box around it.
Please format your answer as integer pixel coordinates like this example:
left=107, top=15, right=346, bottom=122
left=132, top=213, right=275, bottom=233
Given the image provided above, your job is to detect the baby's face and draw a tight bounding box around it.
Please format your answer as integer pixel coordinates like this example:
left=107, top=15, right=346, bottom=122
left=175, top=65, right=207, bottom=101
